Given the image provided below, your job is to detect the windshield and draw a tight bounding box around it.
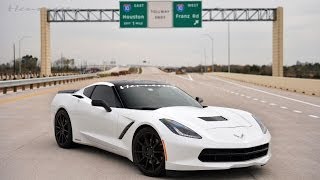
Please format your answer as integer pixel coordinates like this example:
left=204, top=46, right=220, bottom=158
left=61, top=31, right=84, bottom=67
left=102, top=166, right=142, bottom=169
left=116, top=84, right=202, bottom=110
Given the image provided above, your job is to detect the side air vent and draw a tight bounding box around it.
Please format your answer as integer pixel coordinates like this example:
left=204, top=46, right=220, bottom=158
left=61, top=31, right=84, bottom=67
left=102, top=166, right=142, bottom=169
left=198, top=116, right=228, bottom=121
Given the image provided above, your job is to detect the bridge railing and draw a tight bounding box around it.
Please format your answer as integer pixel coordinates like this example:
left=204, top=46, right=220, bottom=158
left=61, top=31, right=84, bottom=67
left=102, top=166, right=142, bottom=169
left=0, top=74, right=96, bottom=94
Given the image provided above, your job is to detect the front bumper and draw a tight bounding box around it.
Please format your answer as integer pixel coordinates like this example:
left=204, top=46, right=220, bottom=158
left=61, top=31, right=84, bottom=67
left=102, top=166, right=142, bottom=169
left=163, top=131, right=271, bottom=171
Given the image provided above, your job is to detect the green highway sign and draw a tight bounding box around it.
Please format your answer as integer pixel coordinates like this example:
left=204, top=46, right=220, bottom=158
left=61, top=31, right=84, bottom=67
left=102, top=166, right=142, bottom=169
left=119, top=1, right=202, bottom=28
left=120, top=2, right=148, bottom=28
left=173, top=1, right=202, bottom=28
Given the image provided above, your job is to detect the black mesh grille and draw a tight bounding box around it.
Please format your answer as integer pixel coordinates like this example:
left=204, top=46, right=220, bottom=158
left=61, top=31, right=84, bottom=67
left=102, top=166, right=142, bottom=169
left=198, top=143, right=269, bottom=162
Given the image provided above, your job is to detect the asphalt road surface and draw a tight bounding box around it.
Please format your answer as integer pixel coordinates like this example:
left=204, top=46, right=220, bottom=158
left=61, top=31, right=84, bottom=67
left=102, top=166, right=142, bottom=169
left=1, top=67, right=319, bottom=179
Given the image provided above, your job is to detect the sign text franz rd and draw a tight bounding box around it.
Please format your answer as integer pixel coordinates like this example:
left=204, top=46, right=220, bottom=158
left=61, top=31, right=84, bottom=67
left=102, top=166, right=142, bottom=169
left=173, top=1, right=202, bottom=28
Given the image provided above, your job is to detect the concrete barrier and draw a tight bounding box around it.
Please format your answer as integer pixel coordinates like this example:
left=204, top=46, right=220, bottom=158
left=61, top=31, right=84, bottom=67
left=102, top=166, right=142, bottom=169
left=213, top=72, right=320, bottom=96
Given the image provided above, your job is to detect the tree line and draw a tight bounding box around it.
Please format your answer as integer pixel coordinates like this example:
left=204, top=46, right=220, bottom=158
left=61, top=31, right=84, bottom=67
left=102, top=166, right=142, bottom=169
left=176, top=61, right=320, bottom=79
left=0, top=55, right=81, bottom=74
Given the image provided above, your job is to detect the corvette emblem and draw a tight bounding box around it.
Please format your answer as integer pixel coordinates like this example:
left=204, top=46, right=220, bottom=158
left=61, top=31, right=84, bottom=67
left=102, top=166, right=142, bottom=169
left=234, top=133, right=244, bottom=139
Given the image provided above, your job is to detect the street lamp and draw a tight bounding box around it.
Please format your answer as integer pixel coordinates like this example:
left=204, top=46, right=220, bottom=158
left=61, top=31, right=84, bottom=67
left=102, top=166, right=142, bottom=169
left=203, top=34, right=214, bottom=73
left=203, top=48, right=207, bottom=73
left=227, top=22, right=231, bottom=73
left=19, top=36, right=31, bottom=73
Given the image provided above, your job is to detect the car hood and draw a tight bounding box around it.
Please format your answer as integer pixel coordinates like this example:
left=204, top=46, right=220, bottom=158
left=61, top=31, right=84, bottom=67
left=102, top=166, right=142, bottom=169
left=154, top=106, right=253, bottom=130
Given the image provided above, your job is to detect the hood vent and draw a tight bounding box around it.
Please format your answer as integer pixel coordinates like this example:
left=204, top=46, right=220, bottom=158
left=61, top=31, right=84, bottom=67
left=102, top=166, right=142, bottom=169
left=198, top=116, right=228, bottom=122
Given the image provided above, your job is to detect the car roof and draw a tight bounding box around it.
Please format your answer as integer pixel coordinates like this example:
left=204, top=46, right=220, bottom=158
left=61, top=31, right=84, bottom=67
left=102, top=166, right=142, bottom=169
left=109, top=80, right=170, bottom=87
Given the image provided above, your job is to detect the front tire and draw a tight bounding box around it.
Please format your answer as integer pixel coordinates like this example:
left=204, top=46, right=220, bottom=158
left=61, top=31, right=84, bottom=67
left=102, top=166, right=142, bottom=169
left=54, top=109, right=74, bottom=148
left=132, top=127, right=166, bottom=177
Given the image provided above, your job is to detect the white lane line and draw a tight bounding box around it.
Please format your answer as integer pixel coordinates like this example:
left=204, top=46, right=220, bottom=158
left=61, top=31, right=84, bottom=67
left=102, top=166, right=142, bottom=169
left=280, top=106, right=288, bottom=109
left=208, top=76, right=320, bottom=108
left=269, top=103, right=277, bottom=106
left=293, top=110, right=302, bottom=114
left=253, top=98, right=259, bottom=101
left=260, top=100, right=266, bottom=103
left=187, top=74, right=194, bottom=81
left=309, top=115, right=319, bottom=119
left=177, top=75, right=192, bottom=81
left=241, top=94, right=245, bottom=97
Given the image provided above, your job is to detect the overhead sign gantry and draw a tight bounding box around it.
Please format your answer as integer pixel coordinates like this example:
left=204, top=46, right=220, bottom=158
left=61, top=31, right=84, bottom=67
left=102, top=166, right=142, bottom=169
left=41, top=2, right=283, bottom=77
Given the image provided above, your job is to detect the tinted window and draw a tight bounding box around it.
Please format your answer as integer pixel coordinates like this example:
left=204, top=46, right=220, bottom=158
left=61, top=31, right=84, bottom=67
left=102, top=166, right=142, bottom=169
left=116, top=84, right=202, bottom=109
left=83, top=86, right=95, bottom=98
left=91, top=85, right=121, bottom=107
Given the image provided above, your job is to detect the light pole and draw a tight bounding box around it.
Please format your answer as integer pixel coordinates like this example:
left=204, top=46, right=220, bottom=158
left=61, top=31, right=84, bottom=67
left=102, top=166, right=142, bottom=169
left=227, top=22, right=231, bottom=73
left=203, top=34, right=214, bottom=72
left=13, top=43, right=16, bottom=74
left=203, top=48, right=207, bottom=73
left=19, top=36, right=31, bottom=73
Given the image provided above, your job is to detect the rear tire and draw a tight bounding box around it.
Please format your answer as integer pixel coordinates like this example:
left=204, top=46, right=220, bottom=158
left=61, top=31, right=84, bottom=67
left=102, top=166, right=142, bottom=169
left=54, top=109, right=74, bottom=148
left=132, top=127, right=166, bottom=177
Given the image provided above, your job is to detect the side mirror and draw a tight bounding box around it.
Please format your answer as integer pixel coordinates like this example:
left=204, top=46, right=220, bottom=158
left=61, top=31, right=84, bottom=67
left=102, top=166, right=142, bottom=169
left=91, top=99, right=112, bottom=112
left=195, top=97, right=204, bottom=103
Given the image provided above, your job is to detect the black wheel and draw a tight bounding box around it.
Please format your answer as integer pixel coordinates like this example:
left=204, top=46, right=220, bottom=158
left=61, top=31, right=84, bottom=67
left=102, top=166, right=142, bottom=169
left=54, top=109, right=74, bottom=148
left=132, top=127, right=166, bottom=177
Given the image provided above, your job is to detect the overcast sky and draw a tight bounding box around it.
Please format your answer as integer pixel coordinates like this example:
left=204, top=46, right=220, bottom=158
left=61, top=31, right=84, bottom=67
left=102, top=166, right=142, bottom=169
left=0, top=0, right=320, bottom=67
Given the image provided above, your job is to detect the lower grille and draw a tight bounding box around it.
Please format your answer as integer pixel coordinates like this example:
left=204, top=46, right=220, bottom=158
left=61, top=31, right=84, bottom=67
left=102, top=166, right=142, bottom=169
left=198, top=143, right=269, bottom=162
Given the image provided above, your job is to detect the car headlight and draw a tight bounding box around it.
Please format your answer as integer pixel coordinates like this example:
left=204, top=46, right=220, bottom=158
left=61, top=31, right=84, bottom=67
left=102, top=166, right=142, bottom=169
left=252, top=115, right=268, bottom=134
left=159, top=118, right=202, bottom=139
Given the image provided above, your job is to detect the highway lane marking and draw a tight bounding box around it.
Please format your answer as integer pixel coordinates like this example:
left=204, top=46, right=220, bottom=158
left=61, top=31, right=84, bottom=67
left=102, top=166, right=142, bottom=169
left=208, top=75, right=320, bottom=108
left=188, top=74, right=194, bottom=81
left=177, top=75, right=193, bottom=81
left=179, top=75, right=318, bottom=119
left=309, top=115, right=319, bottom=119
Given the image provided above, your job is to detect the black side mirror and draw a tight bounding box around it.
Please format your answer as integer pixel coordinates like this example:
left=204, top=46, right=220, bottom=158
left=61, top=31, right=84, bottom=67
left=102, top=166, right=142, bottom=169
left=91, top=99, right=112, bottom=112
left=195, top=97, right=204, bottom=103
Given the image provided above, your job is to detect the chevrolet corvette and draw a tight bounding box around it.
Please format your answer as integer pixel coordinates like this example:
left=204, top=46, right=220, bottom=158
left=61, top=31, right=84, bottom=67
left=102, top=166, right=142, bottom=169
left=51, top=80, right=271, bottom=176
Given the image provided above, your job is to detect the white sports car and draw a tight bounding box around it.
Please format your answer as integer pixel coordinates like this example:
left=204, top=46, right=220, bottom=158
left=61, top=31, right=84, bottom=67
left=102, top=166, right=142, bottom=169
left=51, top=80, right=271, bottom=177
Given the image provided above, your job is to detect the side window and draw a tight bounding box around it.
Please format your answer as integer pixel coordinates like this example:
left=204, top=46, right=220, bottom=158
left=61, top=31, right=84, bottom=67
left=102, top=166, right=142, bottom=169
left=91, top=85, right=121, bottom=107
left=83, top=86, right=95, bottom=98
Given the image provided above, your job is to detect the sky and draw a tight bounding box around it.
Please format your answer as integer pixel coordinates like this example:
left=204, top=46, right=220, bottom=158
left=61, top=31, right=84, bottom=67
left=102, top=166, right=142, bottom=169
left=0, top=0, right=320, bottom=67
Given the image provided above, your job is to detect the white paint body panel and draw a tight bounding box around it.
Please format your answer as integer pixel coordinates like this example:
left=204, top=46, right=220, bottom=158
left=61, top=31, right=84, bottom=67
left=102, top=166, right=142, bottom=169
left=51, top=82, right=271, bottom=171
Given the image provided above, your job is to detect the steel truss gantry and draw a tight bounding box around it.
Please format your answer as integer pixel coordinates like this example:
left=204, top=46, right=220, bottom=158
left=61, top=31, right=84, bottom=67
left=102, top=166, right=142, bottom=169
left=47, top=8, right=277, bottom=22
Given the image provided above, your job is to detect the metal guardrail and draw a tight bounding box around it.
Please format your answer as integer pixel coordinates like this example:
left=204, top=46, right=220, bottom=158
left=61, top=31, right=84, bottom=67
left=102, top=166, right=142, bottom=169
left=0, top=74, right=97, bottom=94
